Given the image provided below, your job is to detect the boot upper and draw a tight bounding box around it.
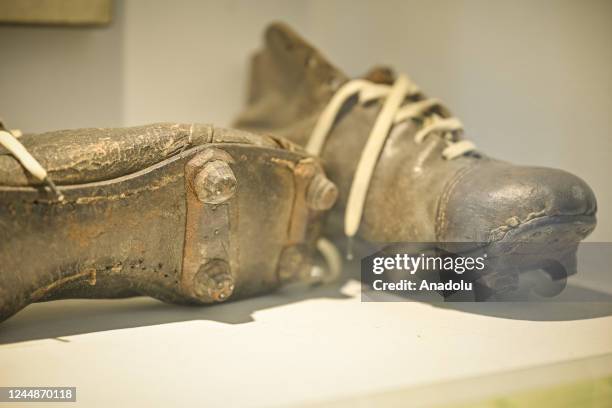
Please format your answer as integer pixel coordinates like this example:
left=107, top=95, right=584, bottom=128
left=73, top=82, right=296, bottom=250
left=235, top=23, right=597, bottom=246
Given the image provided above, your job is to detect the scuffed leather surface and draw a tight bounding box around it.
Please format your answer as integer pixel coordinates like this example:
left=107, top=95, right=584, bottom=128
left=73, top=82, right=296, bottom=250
left=439, top=161, right=597, bottom=243
left=0, top=123, right=285, bottom=186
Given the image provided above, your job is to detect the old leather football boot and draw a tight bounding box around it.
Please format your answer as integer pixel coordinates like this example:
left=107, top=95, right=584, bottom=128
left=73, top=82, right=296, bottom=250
left=0, top=123, right=338, bottom=322
left=234, top=23, right=597, bottom=295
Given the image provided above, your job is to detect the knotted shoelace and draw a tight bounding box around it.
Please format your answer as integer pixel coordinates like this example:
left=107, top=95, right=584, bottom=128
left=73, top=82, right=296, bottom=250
left=307, top=74, right=477, bottom=258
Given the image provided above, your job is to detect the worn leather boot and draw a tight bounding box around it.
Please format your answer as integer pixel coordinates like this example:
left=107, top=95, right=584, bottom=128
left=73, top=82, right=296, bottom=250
left=234, top=23, right=597, bottom=294
left=0, top=123, right=338, bottom=322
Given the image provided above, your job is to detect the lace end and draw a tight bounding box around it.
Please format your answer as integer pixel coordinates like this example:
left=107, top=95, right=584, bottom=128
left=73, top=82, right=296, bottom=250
left=44, top=177, right=65, bottom=202
left=346, top=236, right=354, bottom=261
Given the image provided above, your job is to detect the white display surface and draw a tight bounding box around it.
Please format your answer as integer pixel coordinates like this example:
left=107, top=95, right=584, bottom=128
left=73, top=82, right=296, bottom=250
left=1, top=279, right=611, bottom=407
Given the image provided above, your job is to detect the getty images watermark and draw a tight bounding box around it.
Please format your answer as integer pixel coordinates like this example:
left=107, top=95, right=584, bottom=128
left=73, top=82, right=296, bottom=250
left=370, top=252, right=487, bottom=292
left=360, top=242, right=612, bottom=302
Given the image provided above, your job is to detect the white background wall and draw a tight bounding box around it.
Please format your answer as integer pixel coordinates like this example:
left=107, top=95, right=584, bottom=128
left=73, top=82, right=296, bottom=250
left=1, top=0, right=611, bottom=240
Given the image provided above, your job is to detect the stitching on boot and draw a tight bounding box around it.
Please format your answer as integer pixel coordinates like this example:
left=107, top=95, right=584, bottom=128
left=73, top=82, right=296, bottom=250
left=488, top=209, right=548, bottom=242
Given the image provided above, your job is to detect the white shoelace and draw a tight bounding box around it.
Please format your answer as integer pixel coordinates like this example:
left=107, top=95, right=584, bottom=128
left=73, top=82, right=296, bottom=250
left=307, top=74, right=477, bottom=258
left=0, top=129, right=64, bottom=200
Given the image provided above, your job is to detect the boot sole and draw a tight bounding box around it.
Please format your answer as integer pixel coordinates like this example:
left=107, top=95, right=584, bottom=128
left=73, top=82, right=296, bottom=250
left=0, top=143, right=332, bottom=321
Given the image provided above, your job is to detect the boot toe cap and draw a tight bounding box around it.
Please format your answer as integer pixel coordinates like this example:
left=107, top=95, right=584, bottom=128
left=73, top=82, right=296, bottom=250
left=439, top=162, right=597, bottom=243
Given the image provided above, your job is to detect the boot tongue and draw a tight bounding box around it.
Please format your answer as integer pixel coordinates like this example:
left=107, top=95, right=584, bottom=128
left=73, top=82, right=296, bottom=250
left=263, top=22, right=347, bottom=97
left=237, top=23, right=347, bottom=130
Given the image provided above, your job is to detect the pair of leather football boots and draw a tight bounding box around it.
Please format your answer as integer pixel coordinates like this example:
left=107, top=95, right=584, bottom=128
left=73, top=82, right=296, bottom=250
left=0, top=24, right=597, bottom=321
